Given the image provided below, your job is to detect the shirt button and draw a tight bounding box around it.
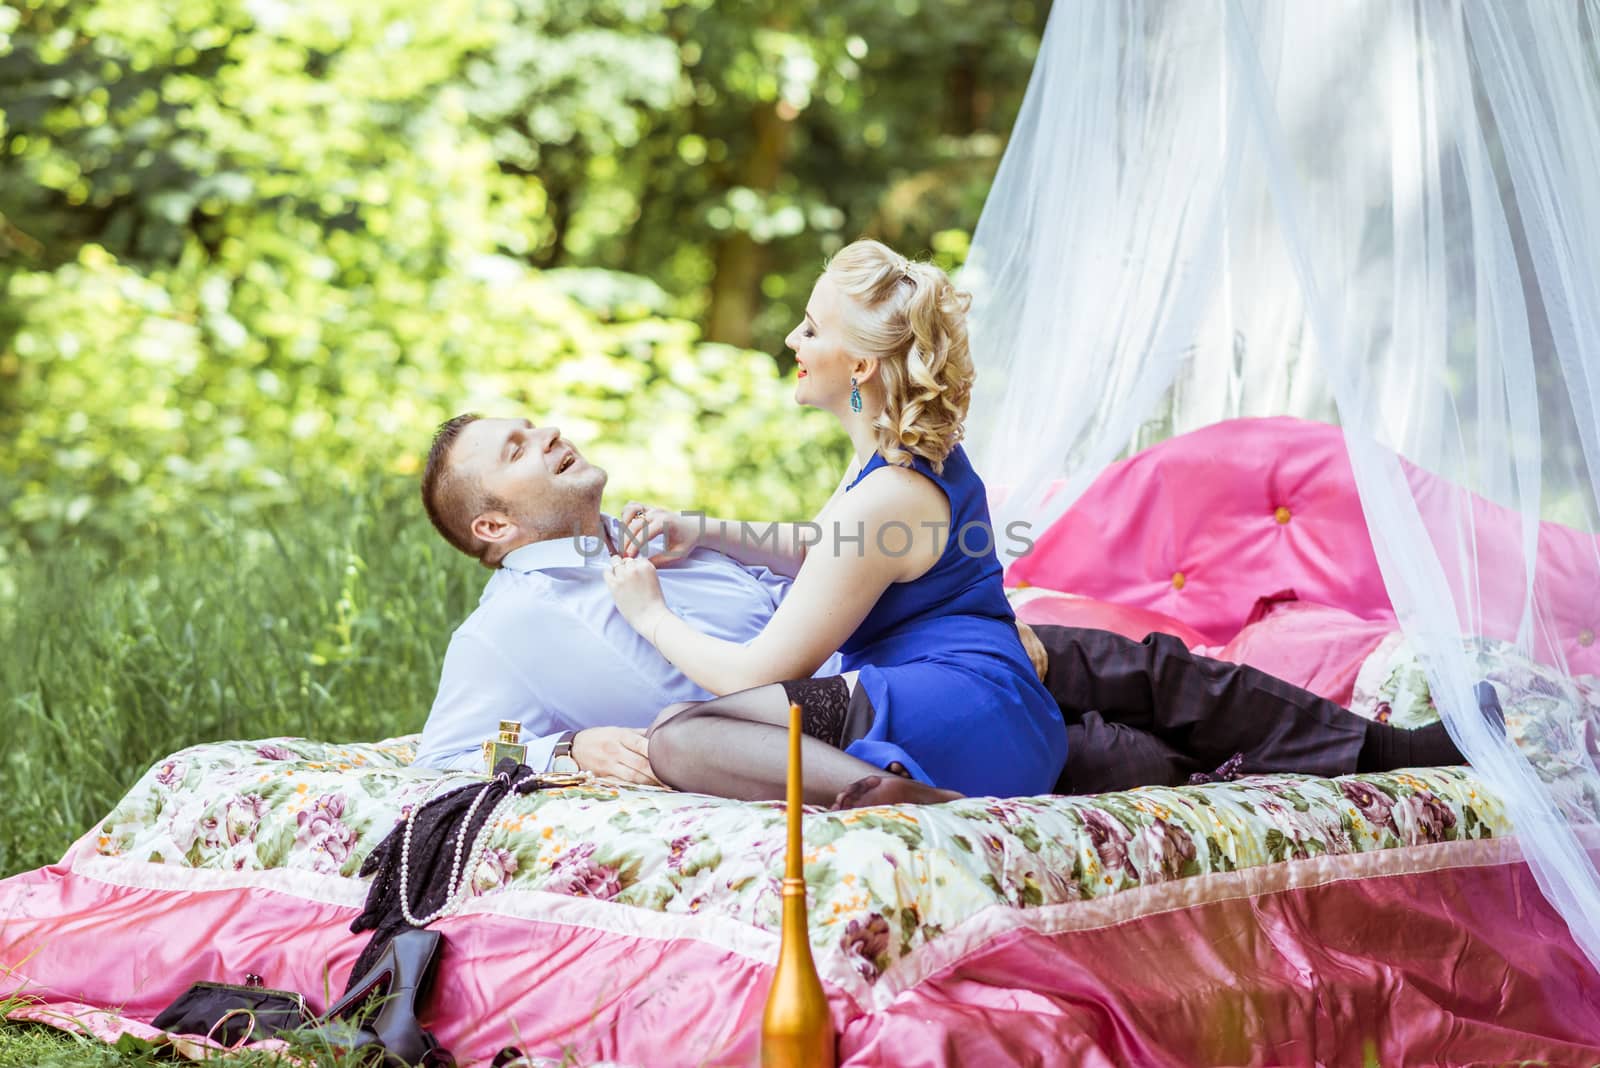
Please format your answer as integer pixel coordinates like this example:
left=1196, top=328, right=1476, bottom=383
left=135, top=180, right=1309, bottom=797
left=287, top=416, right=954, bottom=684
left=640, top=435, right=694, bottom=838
left=1171, top=571, right=1186, bottom=590
left=1581, top=628, right=1596, bottom=648
left=1274, top=506, right=1292, bottom=525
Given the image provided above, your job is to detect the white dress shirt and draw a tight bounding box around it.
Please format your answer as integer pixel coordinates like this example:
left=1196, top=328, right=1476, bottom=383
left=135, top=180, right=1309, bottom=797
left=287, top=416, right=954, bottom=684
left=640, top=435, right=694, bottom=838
left=413, top=514, right=842, bottom=772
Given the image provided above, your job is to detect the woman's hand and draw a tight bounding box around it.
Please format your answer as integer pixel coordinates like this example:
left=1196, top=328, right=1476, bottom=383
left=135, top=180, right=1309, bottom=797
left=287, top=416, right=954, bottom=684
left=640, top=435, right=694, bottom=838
left=1015, top=621, right=1049, bottom=682
left=618, top=501, right=699, bottom=562
left=603, top=555, right=673, bottom=642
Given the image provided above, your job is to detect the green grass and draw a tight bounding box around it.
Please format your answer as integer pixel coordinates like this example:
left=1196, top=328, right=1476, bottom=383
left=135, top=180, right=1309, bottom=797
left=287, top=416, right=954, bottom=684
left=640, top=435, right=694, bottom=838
left=0, top=478, right=487, bottom=1063
left=0, top=1002, right=448, bottom=1067
left=0, top=477, right=480, bottom=876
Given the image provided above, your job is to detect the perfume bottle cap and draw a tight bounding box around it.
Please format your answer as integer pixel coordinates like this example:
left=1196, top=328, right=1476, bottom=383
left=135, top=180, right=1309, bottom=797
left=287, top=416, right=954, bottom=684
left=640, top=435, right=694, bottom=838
left=498, top=720, right=522, bottom=743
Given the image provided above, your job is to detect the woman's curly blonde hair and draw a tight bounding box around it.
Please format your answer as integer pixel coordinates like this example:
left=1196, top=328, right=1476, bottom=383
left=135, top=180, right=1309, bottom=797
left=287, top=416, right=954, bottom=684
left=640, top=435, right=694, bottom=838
left=825, top=239, right=975, bottom=475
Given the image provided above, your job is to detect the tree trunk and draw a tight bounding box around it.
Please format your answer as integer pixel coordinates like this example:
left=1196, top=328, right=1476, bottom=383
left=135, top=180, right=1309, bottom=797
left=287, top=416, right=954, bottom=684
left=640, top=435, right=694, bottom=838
left=706, top=99, right=791, bottom=347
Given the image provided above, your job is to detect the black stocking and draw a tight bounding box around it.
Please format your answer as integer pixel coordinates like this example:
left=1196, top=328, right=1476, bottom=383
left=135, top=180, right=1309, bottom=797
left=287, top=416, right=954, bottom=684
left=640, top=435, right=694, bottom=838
left=646, top=680, right=888, bottom=805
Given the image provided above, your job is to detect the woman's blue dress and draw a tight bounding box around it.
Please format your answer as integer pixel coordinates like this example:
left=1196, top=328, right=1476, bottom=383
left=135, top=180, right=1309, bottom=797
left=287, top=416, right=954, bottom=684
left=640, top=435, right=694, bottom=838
left=839, top=444, right=1067, bottom=797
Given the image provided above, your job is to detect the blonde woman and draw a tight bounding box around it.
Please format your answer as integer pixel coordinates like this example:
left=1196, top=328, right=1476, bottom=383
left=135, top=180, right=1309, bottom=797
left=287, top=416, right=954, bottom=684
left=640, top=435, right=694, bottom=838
left=603, top=239, right=1066, bottom=807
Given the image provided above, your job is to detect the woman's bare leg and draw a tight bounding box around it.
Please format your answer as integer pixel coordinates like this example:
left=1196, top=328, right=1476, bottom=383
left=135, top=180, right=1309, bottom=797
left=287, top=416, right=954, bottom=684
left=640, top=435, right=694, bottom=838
left=649, top=701, right=699, bottom=731
left=647, top=678, right=892, bottom=805
left=832, top=775, right=961, bottom=809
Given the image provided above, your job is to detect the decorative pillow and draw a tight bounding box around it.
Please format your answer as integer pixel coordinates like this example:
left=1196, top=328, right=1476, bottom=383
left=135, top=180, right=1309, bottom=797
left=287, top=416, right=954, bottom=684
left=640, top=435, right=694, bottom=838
left=1007, top=587, right=1211, bottom=650
left=1001, top=418, right=1394, bottom=641
left=1208, top=598, right=1395, bottom=705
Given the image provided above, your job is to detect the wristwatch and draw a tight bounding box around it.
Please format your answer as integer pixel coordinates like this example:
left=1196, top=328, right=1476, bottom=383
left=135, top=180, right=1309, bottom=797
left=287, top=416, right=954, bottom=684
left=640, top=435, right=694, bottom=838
left=550, top=731, right=580, bottom=774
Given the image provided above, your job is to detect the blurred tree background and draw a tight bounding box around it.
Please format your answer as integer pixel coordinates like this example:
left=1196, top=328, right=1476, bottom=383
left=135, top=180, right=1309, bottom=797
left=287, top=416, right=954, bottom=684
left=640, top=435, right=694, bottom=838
left=0, top=0, right=1047, bottom=556
left=0, top=0, right=1046, bottom=882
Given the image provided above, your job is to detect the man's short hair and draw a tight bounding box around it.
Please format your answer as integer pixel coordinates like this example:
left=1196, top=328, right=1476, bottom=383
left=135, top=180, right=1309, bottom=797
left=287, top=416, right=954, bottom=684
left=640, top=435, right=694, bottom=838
left=421, top=413, right=504, bottom=563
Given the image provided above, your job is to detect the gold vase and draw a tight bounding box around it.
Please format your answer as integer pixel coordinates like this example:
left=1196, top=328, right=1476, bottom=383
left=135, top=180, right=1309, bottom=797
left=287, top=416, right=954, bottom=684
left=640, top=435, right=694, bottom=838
left=761, top=704, right=835, bottom=1068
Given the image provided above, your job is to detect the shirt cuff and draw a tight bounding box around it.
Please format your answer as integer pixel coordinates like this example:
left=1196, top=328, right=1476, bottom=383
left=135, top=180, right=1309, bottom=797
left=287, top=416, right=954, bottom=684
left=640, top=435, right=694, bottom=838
left=435, top=747, right=489, bottom=774
left=426, top=730, right=568, bottom=775
left=521, top=729, right=565, bottom=773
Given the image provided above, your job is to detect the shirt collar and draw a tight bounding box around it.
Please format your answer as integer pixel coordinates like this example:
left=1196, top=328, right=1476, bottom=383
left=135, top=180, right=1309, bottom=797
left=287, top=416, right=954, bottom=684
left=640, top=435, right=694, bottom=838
left=500, top=515, right=623, bottom=573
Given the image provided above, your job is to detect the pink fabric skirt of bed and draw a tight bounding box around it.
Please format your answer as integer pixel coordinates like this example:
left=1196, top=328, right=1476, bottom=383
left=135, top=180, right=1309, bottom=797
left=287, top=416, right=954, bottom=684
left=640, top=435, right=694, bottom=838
left=6, top=836, right=1600, bottom=1066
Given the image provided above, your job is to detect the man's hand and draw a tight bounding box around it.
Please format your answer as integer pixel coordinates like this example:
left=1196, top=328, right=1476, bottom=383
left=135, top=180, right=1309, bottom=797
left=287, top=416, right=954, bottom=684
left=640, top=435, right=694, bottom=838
left=1016, top=621, right=1049, bottom=682
left=571, top=727, right=662, bottom=786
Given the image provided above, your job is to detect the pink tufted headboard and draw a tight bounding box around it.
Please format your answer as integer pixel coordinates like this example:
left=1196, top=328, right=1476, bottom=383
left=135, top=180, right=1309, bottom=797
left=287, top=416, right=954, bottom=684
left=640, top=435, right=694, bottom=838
left=1005, top=416, right=1600, bottom=674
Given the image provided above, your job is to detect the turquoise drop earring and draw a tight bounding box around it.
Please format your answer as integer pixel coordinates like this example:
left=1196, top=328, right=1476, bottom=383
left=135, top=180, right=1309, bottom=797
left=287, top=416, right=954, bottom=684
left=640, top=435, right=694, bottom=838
left=850, top=377, right=862, bottom=413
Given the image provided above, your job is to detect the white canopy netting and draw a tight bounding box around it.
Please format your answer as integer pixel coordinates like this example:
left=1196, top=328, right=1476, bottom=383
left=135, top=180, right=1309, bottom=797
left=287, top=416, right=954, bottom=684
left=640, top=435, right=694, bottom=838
left=963, top=1, right=1600, bottom=969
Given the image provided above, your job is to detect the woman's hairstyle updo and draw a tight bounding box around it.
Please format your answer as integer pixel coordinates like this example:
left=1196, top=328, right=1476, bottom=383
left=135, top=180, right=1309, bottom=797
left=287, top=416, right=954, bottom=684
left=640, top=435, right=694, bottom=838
left=824, top=239, right=975, bottom=475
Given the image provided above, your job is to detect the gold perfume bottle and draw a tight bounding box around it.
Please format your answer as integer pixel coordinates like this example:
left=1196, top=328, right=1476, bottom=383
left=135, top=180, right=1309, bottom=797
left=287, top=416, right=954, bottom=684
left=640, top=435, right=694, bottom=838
left=482, top=719, right=527, bottom=775
left=761, top=703, right=835, bottom=1068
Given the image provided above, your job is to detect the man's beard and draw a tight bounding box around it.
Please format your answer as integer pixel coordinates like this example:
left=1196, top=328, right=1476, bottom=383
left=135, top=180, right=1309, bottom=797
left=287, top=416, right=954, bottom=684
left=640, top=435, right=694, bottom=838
left=519, top=474, right=605, bottom=543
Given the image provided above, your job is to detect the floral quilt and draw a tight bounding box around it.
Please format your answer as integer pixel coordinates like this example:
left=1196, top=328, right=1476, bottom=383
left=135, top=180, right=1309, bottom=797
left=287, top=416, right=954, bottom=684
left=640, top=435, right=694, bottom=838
left=1351, top=634, right=1600, bottom=820
left=95, top=736, right=1504, bottom=992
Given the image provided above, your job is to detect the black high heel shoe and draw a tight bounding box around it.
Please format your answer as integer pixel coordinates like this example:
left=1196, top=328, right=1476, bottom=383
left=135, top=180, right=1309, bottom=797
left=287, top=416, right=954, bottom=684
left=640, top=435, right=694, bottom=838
left=299, top=929, right=454, bottom=1067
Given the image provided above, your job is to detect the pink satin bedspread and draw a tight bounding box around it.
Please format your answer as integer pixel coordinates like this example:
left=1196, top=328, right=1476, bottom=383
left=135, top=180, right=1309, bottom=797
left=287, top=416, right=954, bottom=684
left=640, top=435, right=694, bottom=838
left=6, top=832, right=1600, bottom=1065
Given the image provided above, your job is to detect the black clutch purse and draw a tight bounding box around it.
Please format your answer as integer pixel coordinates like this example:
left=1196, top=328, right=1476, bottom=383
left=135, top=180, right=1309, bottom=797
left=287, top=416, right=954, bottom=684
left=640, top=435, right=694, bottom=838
left=152, top=975, right=313, bottom=1047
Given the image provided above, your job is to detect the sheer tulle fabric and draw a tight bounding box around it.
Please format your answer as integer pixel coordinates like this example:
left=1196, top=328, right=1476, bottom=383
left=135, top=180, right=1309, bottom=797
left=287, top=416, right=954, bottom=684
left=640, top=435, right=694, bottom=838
left=964, top=0, right=1600, bottom=968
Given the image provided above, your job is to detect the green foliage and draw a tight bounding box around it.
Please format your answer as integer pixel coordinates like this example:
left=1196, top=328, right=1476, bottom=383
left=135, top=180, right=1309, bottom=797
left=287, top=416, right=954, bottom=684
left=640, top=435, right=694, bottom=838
left=1, top=240, right=845, bottom=547
left=0, top=0, right=1039, bottom=549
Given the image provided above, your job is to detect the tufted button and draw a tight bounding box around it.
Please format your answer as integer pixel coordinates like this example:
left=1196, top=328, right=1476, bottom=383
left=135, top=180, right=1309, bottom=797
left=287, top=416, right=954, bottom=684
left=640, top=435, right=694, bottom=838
left=1274, top=506, right=1292, bottom=525
left=1171, top=571, right=1186, bottom=590
left=1581, top=628, right=1595, bottom=648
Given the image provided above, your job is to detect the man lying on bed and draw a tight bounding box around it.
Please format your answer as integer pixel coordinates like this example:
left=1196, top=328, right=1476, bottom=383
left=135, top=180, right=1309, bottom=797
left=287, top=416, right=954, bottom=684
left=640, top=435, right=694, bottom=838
left=411, top=414, right=1466, bottom=793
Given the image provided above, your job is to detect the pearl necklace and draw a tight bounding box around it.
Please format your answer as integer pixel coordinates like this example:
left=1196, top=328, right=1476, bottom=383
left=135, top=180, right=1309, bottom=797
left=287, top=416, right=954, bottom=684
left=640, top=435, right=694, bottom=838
left=398, top=769, right=537, bottom=927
